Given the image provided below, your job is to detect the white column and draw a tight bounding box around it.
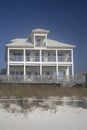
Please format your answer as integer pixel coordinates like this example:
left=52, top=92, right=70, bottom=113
left=24, top=65, right=26, bottom=76
left=66, top=66, right=69, bottom=76
left=56, top=49, right=58, bottom=62
left=45, top=35, right=47, bottom=47
left=40, top=49, right=42, bottom=62
left=7, top=48, right=10, bottom=75
left=40, top=64, right=42, bottom=76
left=56, top=50, right=58, bottom=76
left=40, top=49, right=42, bottom=75
left=34, top=34, right=35, bottom=47
left=71, top=49, right=74, bottom=76
left=56, top=65, right=58, bottom=76
left=24, top=49, right=26, bottom=75
left=72, top=65, right=74, bottom=76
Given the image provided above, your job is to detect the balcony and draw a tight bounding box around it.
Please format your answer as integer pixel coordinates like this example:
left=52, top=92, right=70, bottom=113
left=58, top=56, right=71, bottom=62
left=9, top=55, right=72, bottom=63
left=9, top=56, right=23, bottom=61
left=26, top=56, right=40, bottom=62
left=42, top=56, right=56, bottom=62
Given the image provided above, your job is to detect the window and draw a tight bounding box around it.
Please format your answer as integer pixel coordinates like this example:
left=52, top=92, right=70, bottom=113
left=59, top=71, right=65, bottom=76
left=10, top=71, right=23, bottom=75
left=26, top=52, right=30, bottom=61
left=36, top=39, right=41, bottom=46
left=20, top=71, right=23, bottom=75
left=48, top=52, right=50, bottom=56
left=27, top=71, right=31, bottom=75
left=35, top=72, right=40, bottom=75
left=58, top=53, right=63, bottom=56
left=46, top=71, right=50, bottom=75
left=13, top=53, right=22, bottom=56
left=16, top=71, right=19, bottom=75
left=48, top=52, right=50, bottom=61
left=26, top=52, right=30, bottom=56
left=35, top=52, right=39, bottom=61
left=53, top=72, right=56, bottom=76
left=37, top=39, right=41, bottom=42
left=35, top=52, right=39, bottom=56
left=10, top=71, right=15, bottom=75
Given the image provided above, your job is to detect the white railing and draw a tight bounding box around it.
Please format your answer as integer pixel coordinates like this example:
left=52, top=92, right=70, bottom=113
left=26, top=56, right=56, bottom=62
left=42, top=56, right=56, bottom=62
left=0, top=75, right=85, bottom=86
left=58, top=56, right=71, bottom=62
left=26, top=56, right=40, bottom=62
left=61, top=75, right=86, bottom=87
left=9, top=55, right=72, bottom=62
left=9, top=56, right=24, bottom=61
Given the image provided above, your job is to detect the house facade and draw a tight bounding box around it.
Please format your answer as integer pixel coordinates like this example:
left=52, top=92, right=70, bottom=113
left=6, top=29, right=75, bottom=78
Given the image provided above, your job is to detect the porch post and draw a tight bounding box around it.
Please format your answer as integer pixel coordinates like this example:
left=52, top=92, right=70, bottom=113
left=46, top=35, right=47, bottom=47
left=40, top=49, right=42, bottom=76
left=40, top=49, right=42, bottom=62
left=56, top=50, right=58, bottom=76
left=72, top=64, right=74, bottom=76
left=7, top=48, right=10, bottom=75
left=71, top=49, right=74, bottom=76
left=40, top=64, right=42, bottom=76
left=66, top=66, right=69, bottom=76
left=34, top=34, right=35, bottom=47
left=24, top=49, right=26, bottom=76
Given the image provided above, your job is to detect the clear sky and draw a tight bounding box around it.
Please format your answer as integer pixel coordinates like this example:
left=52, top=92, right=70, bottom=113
left=0, top=0, right=87, bottom=73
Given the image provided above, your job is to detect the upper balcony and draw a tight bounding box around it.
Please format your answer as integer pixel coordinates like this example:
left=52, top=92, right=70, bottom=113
left=9, top=55, right=72, bottom=62
left=9, top=55, right=23, bottom=62
left=9, top=50, right=72, bottom=63
left=58, top=56, right=71, bottom=62
left=42, top=56, right=56, bottom=62
left=26, top=56, right=40, bottom=62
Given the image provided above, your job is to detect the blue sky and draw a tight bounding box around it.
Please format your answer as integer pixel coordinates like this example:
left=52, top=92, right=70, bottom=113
left=0, top=0, right=87, bottom=73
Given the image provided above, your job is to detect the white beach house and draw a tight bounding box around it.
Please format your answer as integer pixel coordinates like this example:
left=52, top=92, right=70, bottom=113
left=6, top=29, right=75, bottom=78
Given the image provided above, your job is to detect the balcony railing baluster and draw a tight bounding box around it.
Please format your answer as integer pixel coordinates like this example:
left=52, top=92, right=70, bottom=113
left=26, top=56, right=40, bottom=62
left=9, top=55, right=23, bottom=61
left=42, top=56, right=56, bottom=62
left=58, top=56, right=71, bottom=62
left=9, top=55, right=71, bottom=62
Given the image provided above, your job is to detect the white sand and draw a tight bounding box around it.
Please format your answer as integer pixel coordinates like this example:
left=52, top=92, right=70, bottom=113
left=0, top=104, right=87, bottom=130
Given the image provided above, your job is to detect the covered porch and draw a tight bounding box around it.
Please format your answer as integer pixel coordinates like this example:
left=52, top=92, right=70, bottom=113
left=8, top=65, right=71, bottom=77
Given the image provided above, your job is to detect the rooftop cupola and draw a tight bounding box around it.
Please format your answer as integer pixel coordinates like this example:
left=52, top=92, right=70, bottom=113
left=30, top=29, right=50, bottom=47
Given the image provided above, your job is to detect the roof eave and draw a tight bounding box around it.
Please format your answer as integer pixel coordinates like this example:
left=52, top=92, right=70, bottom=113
left=32, top=29, right=50, bottom=34
left=5, top=45, right=34, bottom=48
left=47, top=45, right=76, bottom=48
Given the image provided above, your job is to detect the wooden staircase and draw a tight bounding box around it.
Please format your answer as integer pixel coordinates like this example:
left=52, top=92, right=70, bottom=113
left=62, top=75, right=85, bottom=87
